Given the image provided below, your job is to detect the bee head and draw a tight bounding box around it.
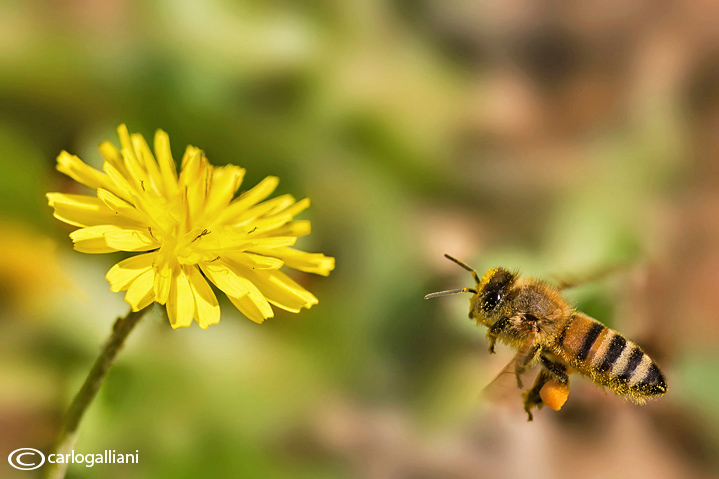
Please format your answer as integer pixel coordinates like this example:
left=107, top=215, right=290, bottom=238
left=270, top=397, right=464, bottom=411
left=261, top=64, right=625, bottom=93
left=475, top=267, right=516, bottom=314
left=424, top=256, right=517, bottom=315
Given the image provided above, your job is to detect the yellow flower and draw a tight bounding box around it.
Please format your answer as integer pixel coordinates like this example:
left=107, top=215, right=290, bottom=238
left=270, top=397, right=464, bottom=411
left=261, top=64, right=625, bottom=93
left=0, top=220, right=74, bottom=313
left=47, top=125, right=334, bottom=329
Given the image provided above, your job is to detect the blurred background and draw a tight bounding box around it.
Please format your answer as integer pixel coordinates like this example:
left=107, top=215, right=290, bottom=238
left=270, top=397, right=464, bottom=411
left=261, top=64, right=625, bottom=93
left=2, top=1, right=719, bottom=478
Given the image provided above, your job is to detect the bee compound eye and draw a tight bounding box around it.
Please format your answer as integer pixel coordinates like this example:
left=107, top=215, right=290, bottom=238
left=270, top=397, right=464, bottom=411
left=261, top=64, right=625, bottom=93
left=482, top=291, right=502, bottom=312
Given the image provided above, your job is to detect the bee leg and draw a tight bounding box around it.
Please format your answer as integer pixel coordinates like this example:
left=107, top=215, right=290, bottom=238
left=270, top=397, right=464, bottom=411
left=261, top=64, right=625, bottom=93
left=522, top=369, right=552, bottom=421
left=486, top=317, right=509, bottom=354
left=539, top=355, right=569, bottom=384
left=520, top=344, right=542, bottom=368
left=514, top=344, right=542, bottom=389
left=488, top=337, right=497, bottom=355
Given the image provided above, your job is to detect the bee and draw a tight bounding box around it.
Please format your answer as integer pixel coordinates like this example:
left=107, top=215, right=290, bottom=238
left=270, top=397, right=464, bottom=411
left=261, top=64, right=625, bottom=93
left=425, top=254, right=667, bottom=421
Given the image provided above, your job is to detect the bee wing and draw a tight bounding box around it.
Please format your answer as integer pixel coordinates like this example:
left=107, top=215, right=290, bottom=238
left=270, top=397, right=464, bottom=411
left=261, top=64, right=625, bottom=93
left=481, top=349, right=535, bottom=402
left=551, top=263, right=628, bottom=290
left=482, top=354, right=520, bottom=392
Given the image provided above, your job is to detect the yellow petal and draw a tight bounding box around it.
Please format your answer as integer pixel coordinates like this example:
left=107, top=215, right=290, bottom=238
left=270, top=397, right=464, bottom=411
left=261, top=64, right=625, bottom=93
left=252, top=219, right=310, bottom=238
left=103, top=162, right=138, bottom=202
left=121, top=147, right=151, bottom=193
left=232, top=194, right=296, bottom=226
left=167, top=267, right=194, bottom=329
left=183, top=227, right=249, bottom=251
left=283, top=250, right=335, bottom=276
left=69, top=225, right=124, bottom=253
left=186, top=266, right=220, bottom=329
left=153, top=246, right=176, bottom=304
left=243, top=236, right=297, bottom=250
left=98, top=140, right=124, bottom=170
left=266, top=299, right=302, bottom=313
left=250, top=268, right=318, bottom=313
left=203, top=165, right=246, bottom=219
left=132, top=195, right=182, bottom=235
left=179, top=147, right=204, bottom=183
left=131, top=133, right=164, bottom=195
left=103, top=227, right=159, bottom=252
left=124, top=267, right=155, bottom=311
left=242, top=280, right=274, bottom=318
left=206, top=259, right=274, bottom=322
left=117, top=124, right=134, bottom=158
left=106, top=252, right=155, bottom=292
left=182, top=150, right=210, bottom=221
left=200, top=261, right=250, bottom=298
left=231, top=252, right=284, bottom=270
left=256, top=247, right=335, bottom=276
left=240, top=213, right=293, bottom=234
left=56, top=151, right=112, bottom=191
left=265, top=270, right=318, bottom=308
left=186, top=228, right=297, bottom=252
left=227, top=285, right=273, bottom=324
left=47, top=193, right=117, bottom=228
left=280, top=197, right=310, bottom=217
left=96, top=188, right=147, bottom=224
left=239, top=267, right=317, bottom=312
left=153, top=129, right=179, bottom=195
left=217, top=176, right=279, bottom=224
left=72, top=239, right=117, bottom=253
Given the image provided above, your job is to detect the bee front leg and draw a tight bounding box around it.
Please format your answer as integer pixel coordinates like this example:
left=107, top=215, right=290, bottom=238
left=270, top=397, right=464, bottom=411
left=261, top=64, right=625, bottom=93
left=487, top=336, right=497, bottom=355
left=486, top=317, right=509, bottom=354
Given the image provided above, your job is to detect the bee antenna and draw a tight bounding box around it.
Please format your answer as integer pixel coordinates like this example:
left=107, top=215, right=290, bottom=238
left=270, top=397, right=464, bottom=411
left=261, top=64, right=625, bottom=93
left=424, top=287, right=478, bottom=300
left=443, top=254, right=481, bottom=284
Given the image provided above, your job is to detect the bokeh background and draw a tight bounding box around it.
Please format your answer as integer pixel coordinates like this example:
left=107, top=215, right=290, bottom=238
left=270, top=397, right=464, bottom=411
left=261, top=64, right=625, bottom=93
left=2, top=1, right=719, bottom=478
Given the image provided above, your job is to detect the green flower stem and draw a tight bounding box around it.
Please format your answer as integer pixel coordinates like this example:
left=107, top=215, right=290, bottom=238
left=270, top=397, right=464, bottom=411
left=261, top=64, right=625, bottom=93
left=45, top=306, right=151, bottom=479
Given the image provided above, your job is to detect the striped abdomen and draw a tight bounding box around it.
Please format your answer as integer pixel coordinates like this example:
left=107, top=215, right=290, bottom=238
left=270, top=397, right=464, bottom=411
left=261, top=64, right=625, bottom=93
left=555, top=313, right=667, bottom=400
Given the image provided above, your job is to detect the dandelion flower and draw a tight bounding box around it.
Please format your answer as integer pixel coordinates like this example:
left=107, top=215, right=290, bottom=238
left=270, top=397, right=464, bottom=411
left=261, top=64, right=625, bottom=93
left=48, top=124, right=334, bottom=329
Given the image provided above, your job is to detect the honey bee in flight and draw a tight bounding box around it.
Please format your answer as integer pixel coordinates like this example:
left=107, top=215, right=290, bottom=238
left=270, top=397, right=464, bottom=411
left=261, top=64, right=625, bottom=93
left=425, top=255, right=667, bottom=420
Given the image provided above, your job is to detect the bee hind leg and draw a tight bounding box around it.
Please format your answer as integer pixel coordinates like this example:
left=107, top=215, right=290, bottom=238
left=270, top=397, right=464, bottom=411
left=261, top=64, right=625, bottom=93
left=540, top=355, right=569, bottom=384
left=522, top=369, right=553, bottom=421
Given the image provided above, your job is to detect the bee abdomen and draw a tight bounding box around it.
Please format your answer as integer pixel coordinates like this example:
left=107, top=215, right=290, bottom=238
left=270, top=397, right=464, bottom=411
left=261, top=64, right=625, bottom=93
left=614, top=346, right=667, bottom=397
left=557, top=314, right=667, bottom=398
